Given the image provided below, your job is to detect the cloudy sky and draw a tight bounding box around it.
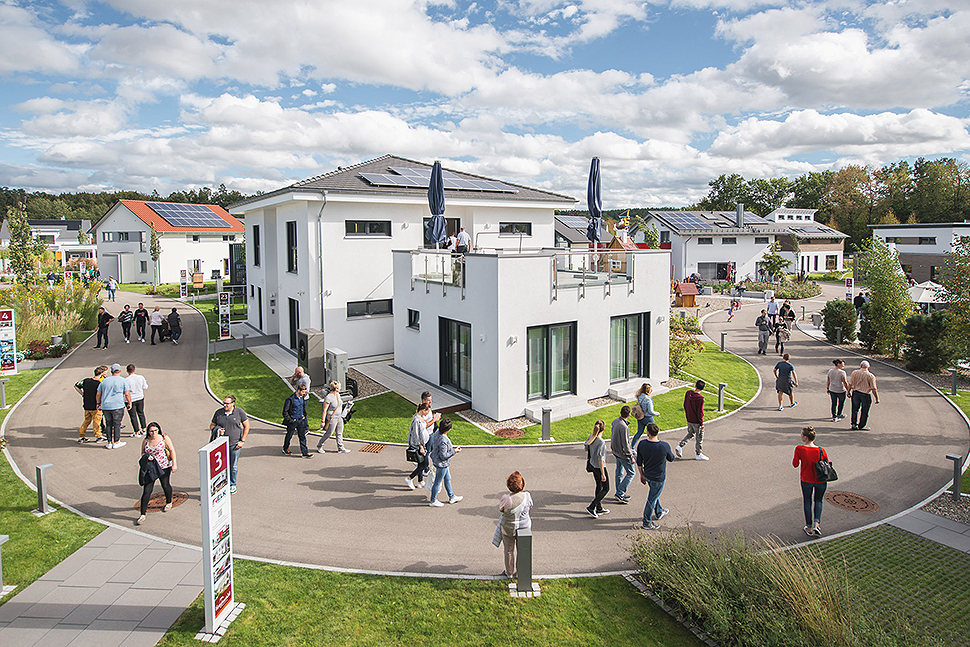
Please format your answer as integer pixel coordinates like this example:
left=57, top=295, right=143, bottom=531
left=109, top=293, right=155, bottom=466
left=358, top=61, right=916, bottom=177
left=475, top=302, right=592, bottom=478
left=1, top=0, right=968, bottom=207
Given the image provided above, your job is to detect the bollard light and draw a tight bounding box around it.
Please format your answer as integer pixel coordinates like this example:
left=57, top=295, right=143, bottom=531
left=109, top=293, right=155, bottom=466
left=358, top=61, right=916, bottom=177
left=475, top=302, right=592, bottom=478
left=241, top=333, right=249, bottom=355
left=516, top=527, right=533, bottom=593
left=717, top=382, right=727, bottom=412
left=801, top=305, right=805, bottom=321
left=33, top=463, right=54, bottom=516
left=65, top=330, right=72, bottom=346
left=720, top=331, right=727, bottom=352
left=835, top=327, right=842, bottom=345
left=0, top=378, right=8, bottom=409
left=949, top=368, right=958, bottom=396
left=541, top=408, right=553, bottom=442
left=947, top=453, right=964, bottom=501
left=0, top=534, right=8, bottom=595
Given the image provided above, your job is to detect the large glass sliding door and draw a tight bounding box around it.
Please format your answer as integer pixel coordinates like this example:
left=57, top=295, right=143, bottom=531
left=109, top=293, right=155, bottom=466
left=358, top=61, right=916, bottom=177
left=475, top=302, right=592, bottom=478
left=439, top=318, right=471, bottom=395
left=527, top=322, right=576, bottom=400
left=610, top=312, right=650, bottom=382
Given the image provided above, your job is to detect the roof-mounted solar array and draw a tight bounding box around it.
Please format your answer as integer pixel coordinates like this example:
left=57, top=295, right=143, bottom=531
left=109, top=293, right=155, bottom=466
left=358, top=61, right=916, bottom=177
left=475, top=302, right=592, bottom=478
left=146, top=202, right=230, bottom=228
left=658, top=212, right=714, bottom=230
left=360, top=167, right=518, bottom=193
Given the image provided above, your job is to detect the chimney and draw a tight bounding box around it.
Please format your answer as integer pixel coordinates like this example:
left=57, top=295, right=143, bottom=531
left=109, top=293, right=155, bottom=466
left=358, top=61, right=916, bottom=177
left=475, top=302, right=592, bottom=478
left=618, top=227, right=628, bottom=243
left=736, top=203, right=744, bottom=228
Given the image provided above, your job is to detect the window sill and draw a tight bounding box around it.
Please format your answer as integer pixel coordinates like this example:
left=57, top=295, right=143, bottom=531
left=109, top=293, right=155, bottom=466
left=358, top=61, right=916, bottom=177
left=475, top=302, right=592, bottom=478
left=347, top=313, right=394, bottom=321
left=407, top=325, right=420, bottom=332
left=344, top=235, right=392, bottom=239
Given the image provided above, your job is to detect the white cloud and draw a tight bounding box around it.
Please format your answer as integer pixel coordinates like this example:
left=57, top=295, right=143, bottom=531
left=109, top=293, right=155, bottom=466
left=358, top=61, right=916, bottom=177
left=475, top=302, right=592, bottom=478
left=0, top=4, right=79, bottom=74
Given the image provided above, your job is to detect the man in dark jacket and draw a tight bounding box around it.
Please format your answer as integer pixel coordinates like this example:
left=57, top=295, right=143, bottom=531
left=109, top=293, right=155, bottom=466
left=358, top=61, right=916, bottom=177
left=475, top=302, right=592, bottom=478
left=94, top=307, right=114, bottom=349
left=282, top=384, right=312, bottom=458
left=134, top=303, right=149, bottom=342
left=167, top=308, right=182, bottom=345
left=676, top=380, right=709, bottom=461
left=755, top=309, right=771, bottom=355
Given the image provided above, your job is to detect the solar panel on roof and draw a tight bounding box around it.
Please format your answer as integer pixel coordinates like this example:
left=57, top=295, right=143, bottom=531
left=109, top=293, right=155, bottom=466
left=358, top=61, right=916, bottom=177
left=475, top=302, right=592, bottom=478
left=146, top=202, right=230, bottom=229
left=361, top=167, right=517, bottom=193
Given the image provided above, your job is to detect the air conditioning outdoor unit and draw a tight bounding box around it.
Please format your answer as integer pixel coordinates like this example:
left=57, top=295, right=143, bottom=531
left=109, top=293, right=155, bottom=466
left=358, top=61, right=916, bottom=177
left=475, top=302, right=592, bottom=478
left=325, top=348, right=348, bottom=389
left=297, top=328, right=326, bottom=387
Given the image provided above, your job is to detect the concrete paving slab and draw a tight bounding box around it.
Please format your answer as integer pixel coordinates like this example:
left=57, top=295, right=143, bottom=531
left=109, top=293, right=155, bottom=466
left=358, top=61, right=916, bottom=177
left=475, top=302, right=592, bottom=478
left=83, top=528, right=123, bottom=549
left=96, top=587, right=169, bottom=622
left=922, top=527, right=970, bottom=553
left=888, top=514, right=937, bottom=536
left=24, top=586, right=98, bottom=618
left=157, top=545, right=202, bottom=563
left=119, top=627, right=173, bottom=647
left=104, top=551, right=165, bottom=585
left=59, top=560, right=127, bottom=588
left=26, top=624, right=84, bottom=647
left=91, top=543, right=152, bottom=562
left=131, top=559, right=197, bottom=591
left=908, top=510, right=970, bottom=535
left=65, top=619, right=136, bottom=647
left=0, top=615, right=59, bottom=647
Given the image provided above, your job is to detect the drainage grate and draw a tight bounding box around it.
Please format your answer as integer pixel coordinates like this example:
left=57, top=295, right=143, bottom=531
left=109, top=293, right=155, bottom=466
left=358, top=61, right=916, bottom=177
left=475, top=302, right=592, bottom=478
left=133, top=491, right=189, bottom=513
left=825, top=490, right=879, bottom=513
left=496, top=428, right=525, bottom=439
left=360, top=443, right=386, bottom=453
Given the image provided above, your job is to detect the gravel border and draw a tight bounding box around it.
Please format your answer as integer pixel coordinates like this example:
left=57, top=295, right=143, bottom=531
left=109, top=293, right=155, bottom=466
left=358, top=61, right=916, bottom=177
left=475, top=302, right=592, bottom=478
left=921, top=492, right=970, bottom=526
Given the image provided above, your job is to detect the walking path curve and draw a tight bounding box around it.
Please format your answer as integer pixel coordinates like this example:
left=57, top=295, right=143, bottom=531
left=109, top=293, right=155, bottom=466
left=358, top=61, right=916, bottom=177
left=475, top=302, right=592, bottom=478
left=2, top=286, right=967, bottom=583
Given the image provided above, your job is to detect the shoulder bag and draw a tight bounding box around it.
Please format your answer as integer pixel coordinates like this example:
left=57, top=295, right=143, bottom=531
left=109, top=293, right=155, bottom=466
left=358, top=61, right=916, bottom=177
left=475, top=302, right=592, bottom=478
left=406, top=446, right=420, bottom=463
left=585, top=444, right=595, bottom=472
left=631, top=403, right=645, bottom=420
left=814, top=447, right=839, bottom=482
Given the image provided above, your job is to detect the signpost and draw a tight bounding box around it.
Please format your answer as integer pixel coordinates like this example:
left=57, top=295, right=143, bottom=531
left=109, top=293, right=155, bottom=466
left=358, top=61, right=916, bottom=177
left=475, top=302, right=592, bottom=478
left=845, top=277, right=854, bottom=302
left=180, top=269, right=188, bottom=299
left=0, top=309, right=17, bottom=376
left=218, top=292, right=231, bottom=341
left=198, top=436, right=240, bottom=636
left=79, top=261, right=86, bottom=275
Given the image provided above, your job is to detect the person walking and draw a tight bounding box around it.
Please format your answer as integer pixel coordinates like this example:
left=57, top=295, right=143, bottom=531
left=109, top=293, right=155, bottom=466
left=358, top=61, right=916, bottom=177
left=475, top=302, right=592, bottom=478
left=637, top=423, right=674, bottom=530
left=125, top=364, right=149, bottom=437
left=827, top=359, right=849, bottom=422
left=135, top=421, right=177, bottom=526
left=727, top=297, right=739, bottom=322
left=428, top=417, right=462, bottom=506
left=498, top=471, right=533, bottom=578
left=133, top=302, right=149, bottom=342
left=406, top=402, right=432, bottom=490
left=149, top=306, right=164, bottom=345
left=420, top=390, right=441, bottom=431
left=774, top=353, right=799, bottom=410
left=317, top=381, right=351, bottom=454
left=675, top=380, right=709, bottom=461
left=584, top=420, right=610, bottom=518
left=755, top=309, right=771, bottom=355
left=631, top=383, right=659, bottom=447
left=793, top=426, right=828, bottom=536
left=773, top=317, right=791, bottom=355
left=610, top=406, right=635, bottom=505
left=96, top=363, right=130, bottom=450
left=766, top=296, right=779, bottom=326
left=106, top=276, right=117, bottom=302
left=282, top=383, right=312, bottom=458
left=74, top=365, right=107, bottom=443
left=209, top=395, right=249, bottom=494
left=167, top=308, right=182, bottom=345
left=779, top=299, right=793, bottom=322
left=118, top=304, right=134, bottom=343
left=847, top=360, right=879, bottom=430
left=94, top=306, right=114, bottom=349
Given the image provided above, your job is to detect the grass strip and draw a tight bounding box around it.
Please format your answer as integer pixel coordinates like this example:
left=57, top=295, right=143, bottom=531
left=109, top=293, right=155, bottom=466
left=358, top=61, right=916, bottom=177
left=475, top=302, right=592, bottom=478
left=945, top=391, right=970, bottom=493
left=0, top=369, right=106, bottom=604
left=156, top=562, right=704, bottom=647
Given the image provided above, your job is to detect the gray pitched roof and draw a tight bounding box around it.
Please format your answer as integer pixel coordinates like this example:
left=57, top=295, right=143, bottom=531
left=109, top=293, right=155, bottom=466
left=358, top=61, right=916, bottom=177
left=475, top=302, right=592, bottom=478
left=787, top=223, right=848, bottom=239
left=555, top=215, right=602, bottom=243
left=231, top=155, right=577, bottom=208
left=648, top=210, right=789, bottom=235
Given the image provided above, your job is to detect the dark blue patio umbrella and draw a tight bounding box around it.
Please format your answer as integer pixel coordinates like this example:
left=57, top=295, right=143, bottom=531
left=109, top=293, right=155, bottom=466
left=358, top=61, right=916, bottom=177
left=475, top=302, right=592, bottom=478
left=586, top=157, right=602, bottom=245
left=425, top=160, right=448, bottom=247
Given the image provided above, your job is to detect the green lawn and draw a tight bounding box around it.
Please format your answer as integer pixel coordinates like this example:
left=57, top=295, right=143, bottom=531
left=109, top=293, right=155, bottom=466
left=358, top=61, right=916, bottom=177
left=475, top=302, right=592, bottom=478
left=0, top=369, right=106, bottom=604
left=157, top=562, right=703, bottom=647
left=944, top=391, right=970, bottom=494
left=190, top=300, right=248, bottom=340
left=120, top=281, right=222, bottom=297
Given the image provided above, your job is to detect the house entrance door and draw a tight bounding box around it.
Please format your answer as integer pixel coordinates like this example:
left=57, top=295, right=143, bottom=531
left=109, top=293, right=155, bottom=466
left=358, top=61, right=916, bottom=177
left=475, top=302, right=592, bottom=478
left=439, top=318, right=471, bottom=395
left=288, top=298, right=300, bottom=350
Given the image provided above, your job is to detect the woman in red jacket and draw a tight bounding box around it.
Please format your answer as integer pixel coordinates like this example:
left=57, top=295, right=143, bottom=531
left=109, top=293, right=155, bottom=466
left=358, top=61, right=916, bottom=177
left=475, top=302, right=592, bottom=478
left=793, top=426, right=827, bottom=537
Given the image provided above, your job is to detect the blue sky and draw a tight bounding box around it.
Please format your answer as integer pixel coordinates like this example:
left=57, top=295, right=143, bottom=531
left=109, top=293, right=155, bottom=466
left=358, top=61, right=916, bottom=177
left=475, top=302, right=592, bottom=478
left=1, top=0, right=968, bottom=207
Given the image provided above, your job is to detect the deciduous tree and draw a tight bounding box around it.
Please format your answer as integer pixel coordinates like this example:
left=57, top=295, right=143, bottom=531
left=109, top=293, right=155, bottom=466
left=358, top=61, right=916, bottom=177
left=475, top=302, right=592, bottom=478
left=854, top=237, right=912, bottom=357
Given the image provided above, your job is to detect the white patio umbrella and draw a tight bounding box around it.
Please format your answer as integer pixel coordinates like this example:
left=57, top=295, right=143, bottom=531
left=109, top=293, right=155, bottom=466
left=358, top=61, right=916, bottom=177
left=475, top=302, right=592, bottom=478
left=908, top=280, right=944, bottom=304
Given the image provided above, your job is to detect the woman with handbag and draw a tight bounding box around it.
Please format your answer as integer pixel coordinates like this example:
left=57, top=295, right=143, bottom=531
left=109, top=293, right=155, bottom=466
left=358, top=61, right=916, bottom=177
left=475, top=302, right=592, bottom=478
left=792, top=426, right=828, bottom=537
left=405, top=402, right=432, bottom=490
left=584, top=420, right=610, bottom=518
left=317, top=381, right=350, bottom=454
left=631, top=383, right=660, bottom=448
left=136, top=421, right=177, bottom=526
left=498, top=471, right=533, bottom=578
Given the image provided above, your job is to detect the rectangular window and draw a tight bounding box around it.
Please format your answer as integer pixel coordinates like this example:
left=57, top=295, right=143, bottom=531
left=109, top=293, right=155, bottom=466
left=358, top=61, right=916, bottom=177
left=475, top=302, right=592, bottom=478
left=250, top=284, right=254, bottom=297
left=826, top=255, right=838, bottom=271
left=102, top=232, right=113, bottom=242
left=755, top=237, right=769, bottom=245
left=422, top=217, right=460, bottom=248
left=884, top=236, right=900, bottom=243
left=440, top=318, right=472, bottom=395
left=35, top=235, right=55, bottom=245
left=408, top=309, right=420, bottom=330
left=499, top=222, right=532, bottom=236
left=814, top=255, right=819, bottom=272
left=660, top=230, right=670, bottom=244
left=222, top=235, right=236, bottom=241
left=347, top=299, right=393, bottom=318
left=722, top=237, right=737, bottom=245
left=286, top=221, right=298, bottom=273
left=253, top=225, right=261, bottom=266
left=140, top=261, right=148, bottom=273
left=610, top=313, right=649, bottom=382
left=345, top=220, right=391, bottom=237
left=930, top=266, right=938, bottom=281
left=117, top=232, right=130, bottom=241
left=526, top=322, right=576, bottom=400
left=902, top=264, right=913, bottom=274
left=190, top=235, right=200, bottom=243
left=697, top=238, right=713, bottom=245
left=918, top=237, right=936, bottom=245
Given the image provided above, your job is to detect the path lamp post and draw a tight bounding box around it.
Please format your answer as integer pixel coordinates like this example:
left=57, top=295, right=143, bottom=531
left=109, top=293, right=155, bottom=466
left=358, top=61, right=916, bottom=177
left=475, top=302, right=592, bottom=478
left=720, top=332, right=727, bottom=351
left=33, top=463, right=54, bottom=516
left=946, top=454, right=964, bottom=502
left=949, top=368, right=958, bottom=396
left=516, top=527, right=534, bottom=595
left=717, top=382, right=727, bottom=412
left=241, top=333, right=249, bottom=355
left=0, top=378, right=8, bottom=409
left=835, top=327, right=842, bottom=345
left=541, top=408, right=553, bottom=442
left=801, top=305, right=806, bottom=321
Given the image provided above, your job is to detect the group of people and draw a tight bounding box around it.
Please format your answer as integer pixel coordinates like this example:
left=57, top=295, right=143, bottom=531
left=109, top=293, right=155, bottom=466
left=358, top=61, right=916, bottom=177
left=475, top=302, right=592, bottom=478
left=405, top=391, right=463, bottom=506
left=95, top=303, right=183, bottom=349
left=281, top=372, right=352, bottom=458
left=75, top=362, right=149, bottom=448
left=754, top=296, right=795, bottom=355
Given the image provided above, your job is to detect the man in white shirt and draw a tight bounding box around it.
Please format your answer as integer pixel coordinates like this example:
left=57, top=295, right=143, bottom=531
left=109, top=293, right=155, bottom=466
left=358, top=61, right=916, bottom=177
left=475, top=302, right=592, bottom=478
left=766, top=296, right=779, bottom=326
left=455, top=227, right=471, bottom=254
left=125, top=363, right=149, bottom=437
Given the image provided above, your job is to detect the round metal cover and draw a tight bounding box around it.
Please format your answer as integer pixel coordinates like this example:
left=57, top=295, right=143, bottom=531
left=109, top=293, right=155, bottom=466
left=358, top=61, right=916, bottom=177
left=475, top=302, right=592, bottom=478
left=133, top=491, right=189, bottom=513
left=496, top=428, right=525, bottom=439
left=825, top=490, right=879, bottom=513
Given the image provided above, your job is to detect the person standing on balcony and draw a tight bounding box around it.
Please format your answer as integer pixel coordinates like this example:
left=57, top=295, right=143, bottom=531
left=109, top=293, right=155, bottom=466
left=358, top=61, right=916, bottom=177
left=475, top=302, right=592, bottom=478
left=455, top=226, right=471, bottom=254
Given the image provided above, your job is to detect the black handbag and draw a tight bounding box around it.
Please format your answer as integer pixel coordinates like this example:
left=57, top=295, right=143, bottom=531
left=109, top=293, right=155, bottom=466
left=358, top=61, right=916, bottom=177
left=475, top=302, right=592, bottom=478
left=585, top=445, right=595, bottom=473
left=814, top=447, right=838, bottom=482
left=406, top=447, right=420, bottom=463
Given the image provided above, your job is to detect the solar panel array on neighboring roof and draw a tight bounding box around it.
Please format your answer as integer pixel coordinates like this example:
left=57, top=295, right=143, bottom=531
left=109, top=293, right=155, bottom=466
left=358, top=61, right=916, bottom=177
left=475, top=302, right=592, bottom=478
left=360, top=167, right=517, bottom=193
left=556, top=215, right=593, bottom=229
left=146, top=203, right=230, bottom=228
left=658, top=212, right=714, bottom=230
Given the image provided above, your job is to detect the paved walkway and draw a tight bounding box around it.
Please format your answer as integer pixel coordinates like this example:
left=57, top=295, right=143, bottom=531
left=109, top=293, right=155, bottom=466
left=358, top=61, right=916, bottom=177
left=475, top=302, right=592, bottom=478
left=889, top=506, right=970, bottom=553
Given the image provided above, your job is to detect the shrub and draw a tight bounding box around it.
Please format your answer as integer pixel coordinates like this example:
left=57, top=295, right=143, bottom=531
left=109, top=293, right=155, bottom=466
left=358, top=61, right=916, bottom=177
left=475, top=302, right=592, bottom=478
left=47, top=343, right=69, bottom=358
left=903, top=311, right=957, bottom=373
left=27, top=339, right=50, bottom=354
left=0, top=281, right=101, bottom=348
left=669, top=317, right=704, bottom=373
left=858, top=303, right=876, bottom=351
left=744, top=280, right=822, bottom=300
left=822, top=299, right=858, bottom=343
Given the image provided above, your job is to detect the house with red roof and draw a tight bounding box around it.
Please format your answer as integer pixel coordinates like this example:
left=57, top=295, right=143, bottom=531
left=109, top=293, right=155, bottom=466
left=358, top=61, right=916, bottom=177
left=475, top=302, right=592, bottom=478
left=93, top=200, right=244, bottom=283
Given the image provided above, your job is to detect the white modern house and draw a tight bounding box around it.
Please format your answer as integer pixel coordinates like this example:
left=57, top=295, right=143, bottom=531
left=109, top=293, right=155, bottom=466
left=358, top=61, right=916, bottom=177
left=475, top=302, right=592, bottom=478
left=641, top=207, right=788, bottom=282
left=0, top=219, right=96, bottom=271
left=93, top=200, right=244, bottom=283
left=766, top=208, right=847, bottom=274
left=870, top=222, right=970, bottom=282
left=229, top=155, right=580, bottom=356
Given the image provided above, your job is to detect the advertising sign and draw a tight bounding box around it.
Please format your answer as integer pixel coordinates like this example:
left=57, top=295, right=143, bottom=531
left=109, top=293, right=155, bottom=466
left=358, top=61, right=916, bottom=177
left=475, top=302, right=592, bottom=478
left=64, top=271, right=73, bottom=284
left=845, top=277, right=854, bottom=302
left=0, top=309, right=16, bottom=376
left=180, top=269, right=188, bottom=299
left=79, top=261, right=86, bottom=274
left=218, top=291, right=231, bottom=340
left=199, top=436, right=234, bottom=633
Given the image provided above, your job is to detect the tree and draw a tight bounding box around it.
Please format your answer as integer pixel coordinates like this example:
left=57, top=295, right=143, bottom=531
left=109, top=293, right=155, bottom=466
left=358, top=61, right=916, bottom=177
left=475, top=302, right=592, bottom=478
left=758, top=241, right=791, bottom=282
left=787, top=171, right=835, bottom=209
left=854, top=237, right=912, bottom=357
left=938, top=234, right=970, bottom=361
left=696, top=174, right=752, bottom=212
left=669, top=316, right=704, bottom=373
left=903, top=311, right=956, bottom=373
left=149, top=224, right=162, bottom=285
left=6, top=203, right=44, bottom=283
left=818, top=165, right=880, bottom=251
left=747, top=177, right=791, bottom=216
left=821, top=299, right=857, bottom=344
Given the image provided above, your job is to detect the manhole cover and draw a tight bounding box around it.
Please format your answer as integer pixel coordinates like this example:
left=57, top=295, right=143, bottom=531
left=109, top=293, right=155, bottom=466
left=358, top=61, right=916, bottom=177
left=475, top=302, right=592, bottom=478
left=825, top=490, right=879, bottom=513
left=496, top=428, right=525, bottom=439
left=132, top=491, right=189, bottom=513
left=360, top=443, right=386, bottom=453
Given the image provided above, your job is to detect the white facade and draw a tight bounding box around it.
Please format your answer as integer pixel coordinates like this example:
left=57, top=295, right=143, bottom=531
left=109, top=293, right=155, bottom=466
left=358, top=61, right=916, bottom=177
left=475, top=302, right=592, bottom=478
left=767, top=208, right=845, bottom=273
left=392, top=248, right=671, bottom=421
left=871, top=223, right=970, bottom=256
left=0, top=219, right=96, bottom=272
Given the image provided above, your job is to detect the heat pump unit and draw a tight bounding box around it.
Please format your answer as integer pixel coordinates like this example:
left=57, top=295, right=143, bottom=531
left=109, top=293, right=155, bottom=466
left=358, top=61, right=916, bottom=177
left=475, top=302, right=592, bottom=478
left=297, top=328, right=325, bottom=387
left=325, top=348, right=348, bottom=388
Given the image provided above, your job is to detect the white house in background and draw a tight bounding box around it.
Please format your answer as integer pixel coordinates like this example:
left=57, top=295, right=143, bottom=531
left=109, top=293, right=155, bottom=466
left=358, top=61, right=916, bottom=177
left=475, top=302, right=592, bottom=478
left=641, top=207, right=789, bottom=282
left=93, top=200, right=244, bottom=284
left=392, top=247, right=670, bottom=421
left=870, top=222, right=970, bottom=283
left=229, top=155, right=577, bottom=358
left=766, top=208, right=847, bottom=274
left=0, top=219, right=96, bottom=270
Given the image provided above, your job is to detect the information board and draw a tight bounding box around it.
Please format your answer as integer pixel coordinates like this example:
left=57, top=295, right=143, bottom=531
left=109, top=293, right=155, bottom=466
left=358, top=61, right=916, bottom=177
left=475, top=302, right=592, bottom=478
left=218, top=292, right=231, bottom=340
left=845, top=277, right=854, bottom=302
left=199, top=436, right=234, bottom=634
left=180, top=269, right=188, bottom=299
left=0, top=309, right=16, bottom=376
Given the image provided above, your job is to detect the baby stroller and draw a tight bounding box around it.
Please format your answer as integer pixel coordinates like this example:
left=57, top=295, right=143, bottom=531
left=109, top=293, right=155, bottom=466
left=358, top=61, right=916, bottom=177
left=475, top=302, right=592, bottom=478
left=158, top=319, right=172, bottom=342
